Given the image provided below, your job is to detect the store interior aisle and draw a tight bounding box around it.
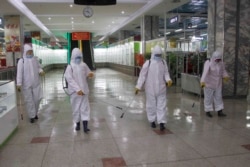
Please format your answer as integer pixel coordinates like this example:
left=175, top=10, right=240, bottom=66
left=1, top=68, right=250, bottom=167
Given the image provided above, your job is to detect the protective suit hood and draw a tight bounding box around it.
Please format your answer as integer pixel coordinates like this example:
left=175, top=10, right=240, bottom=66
left=70, top=48, right=83, bottom=65
left=23, top=44, right=33, bottom=58
left=211, top=50, right=222, bottom=62
left=151, top=45, right=163, bottom=60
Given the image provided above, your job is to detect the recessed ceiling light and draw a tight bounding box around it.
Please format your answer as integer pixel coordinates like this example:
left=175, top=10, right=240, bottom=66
left=121, top=11, right=125, bottom=14
left=92, top=21, right=95, bottom=24
left=112, top=21, right=115, bottom=24
left=71, top=17, right=74, bottom=20
left=48, top=17, right=51, bottom=20
left=70, top=4, right=73, bottom=7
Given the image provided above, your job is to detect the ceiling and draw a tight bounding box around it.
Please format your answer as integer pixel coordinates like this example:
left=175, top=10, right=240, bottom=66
left=0, top=0, right=207, bottom=46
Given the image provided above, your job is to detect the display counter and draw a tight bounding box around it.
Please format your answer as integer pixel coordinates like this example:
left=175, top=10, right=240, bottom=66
left=0, top=80, right=18, bottom=147
left=181, top=73, right=202, bottom=95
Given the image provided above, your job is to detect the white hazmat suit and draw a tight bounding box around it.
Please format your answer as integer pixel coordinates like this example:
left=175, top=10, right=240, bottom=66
left=136, top=45, right=172, bottom=130
left=200, top=50, right=229, bottom=117
left=65, top=48, right=94, bottom=132
left=16, top=44, right=44, bottom=122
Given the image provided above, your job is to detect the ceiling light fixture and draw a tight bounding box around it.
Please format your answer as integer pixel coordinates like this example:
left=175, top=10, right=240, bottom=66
left=175, top=28, right=183, bottom=32
left=0, top=28, right=4, bottom=31
left=200, top=33, right=207, bottom=36
left=8, top=0, right=57, bottom=41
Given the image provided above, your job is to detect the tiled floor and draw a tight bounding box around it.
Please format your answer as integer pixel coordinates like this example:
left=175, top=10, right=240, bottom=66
left=1, top=68, right=250, bottom=167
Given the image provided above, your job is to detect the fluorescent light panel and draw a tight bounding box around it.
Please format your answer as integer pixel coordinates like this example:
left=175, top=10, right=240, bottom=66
left=175, top=29, right=183, bottom=32
left=200, top=33, right=207, bottom=36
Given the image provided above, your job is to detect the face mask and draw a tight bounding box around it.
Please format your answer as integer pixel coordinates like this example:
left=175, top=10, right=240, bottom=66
left=155, top=54, right=162, bottom=57
left=74, top=57, right=82, bottom=64
left=26, top=55, right=33, bottom=59
left=154, top=56, right=162, bottom=61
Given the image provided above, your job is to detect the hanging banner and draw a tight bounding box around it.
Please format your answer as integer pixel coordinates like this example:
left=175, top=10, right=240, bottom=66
left=72, top=32, right=90, bottom=40
left=31, top=31, right=41, bottom=41
left=4, top=16, right=21, bottom=52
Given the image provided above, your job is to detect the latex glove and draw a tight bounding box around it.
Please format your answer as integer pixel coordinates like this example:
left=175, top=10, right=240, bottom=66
left=16, top=85, right=21, bottom=92
left=200, top=82, right=205, bottom=88
left=88, top=72, right=94, bottom=78
left=39, top=71, right=45, bottom=76
left=167, top=80, right=172, bottom=87
left=135, top=88, right=140, bottom=95
left=77, top=90, right=84, bottom=96
left=223, top=77, right=229, bottom=82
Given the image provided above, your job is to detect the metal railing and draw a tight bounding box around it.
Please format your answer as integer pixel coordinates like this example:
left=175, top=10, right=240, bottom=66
left=0, top=67, right=16, bottom=81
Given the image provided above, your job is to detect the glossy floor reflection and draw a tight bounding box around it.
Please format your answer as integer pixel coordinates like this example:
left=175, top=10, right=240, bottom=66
left=1, top=68, right=250, bottom=167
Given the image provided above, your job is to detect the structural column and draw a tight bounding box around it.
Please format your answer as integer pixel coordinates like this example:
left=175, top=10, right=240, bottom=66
left=208, top=0, right=250, bottom=97
left=118, top=30, right=131, bottom=41
left=141, top=15, right=159, bottom=56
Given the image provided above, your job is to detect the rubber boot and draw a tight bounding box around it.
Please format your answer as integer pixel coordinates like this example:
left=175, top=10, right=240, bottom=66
left=218, top=110, right=226, bottom=117
left=30, top=118, right=35, bottom=123
left=75, top=122, right=80, bottom=131
left=160, top=123, right=166, bottom=131
left=151, top=122, right=156, bottom=128
left=206, top=112, right=213, bottom=118
left=83, top=121, right=90, bottom=133
left=35, top=115, right=38, bottom=120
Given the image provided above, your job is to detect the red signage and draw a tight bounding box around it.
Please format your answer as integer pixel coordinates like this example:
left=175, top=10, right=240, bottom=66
left=72, top=32, right=90, bottom=40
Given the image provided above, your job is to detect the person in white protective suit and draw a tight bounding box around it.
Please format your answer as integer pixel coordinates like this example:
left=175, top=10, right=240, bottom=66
left=65, top=48, right=94, bottom=133
left=135, top=45, right=172, bottom=131
left=200, top=50, right=229, bottom=117
left=16, top=44, right=45, bottom=123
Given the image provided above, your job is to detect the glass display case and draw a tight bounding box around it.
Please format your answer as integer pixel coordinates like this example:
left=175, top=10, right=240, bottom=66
left=0, top=80, right=18, bottom=146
